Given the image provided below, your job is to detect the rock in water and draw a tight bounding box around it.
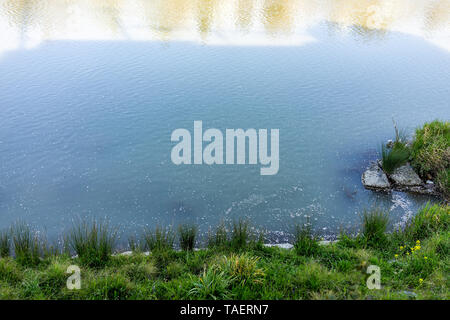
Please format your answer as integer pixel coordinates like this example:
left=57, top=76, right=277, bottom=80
left=390, top=163, right=422, bottom=187
left=362, top=162, right=391, bottom=190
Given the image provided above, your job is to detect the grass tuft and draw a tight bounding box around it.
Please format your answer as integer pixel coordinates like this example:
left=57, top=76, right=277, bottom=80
left=178, top=224, right=197, bottom=251
left=381, top=142, right=410, bottom=174
left=215, top=253, right=265, bottom=285
left=293, top=223, right=321, bottom=257
left=404, top=203, right=449, bottom=241
left=187, top=268, right=234, bottom=299
left=361, top=208, right=389, bottom=248
left=380, top=120, right=411, bottom=174
left=10, top=222, right=42, bottom=266
left=128, top=234, right=145, bottom=253
left=67, top=219, right=117, bottom=268
left=208, top=222, right=228, bottom=248
left=231, top=219, right=251, bottom=250
left=0, top=229, right=10, bottom=258
left=143, top=226, right=174, bottom=252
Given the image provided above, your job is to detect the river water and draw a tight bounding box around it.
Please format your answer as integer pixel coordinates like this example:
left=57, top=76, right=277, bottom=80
left=0, top=0, right=449, bottom=241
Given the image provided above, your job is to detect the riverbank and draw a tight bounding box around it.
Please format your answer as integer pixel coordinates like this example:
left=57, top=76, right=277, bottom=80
left=362, top=120, right=449, bottom=200
left=0, top=203, right=448, bottom=300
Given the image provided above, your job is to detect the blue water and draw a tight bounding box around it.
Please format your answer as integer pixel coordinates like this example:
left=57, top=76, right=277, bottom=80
left=0, top=1, right=449, bottom=241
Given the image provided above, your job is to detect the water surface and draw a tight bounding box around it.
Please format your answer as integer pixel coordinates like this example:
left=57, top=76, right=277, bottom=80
left=0, top=0, right=449, bottom=241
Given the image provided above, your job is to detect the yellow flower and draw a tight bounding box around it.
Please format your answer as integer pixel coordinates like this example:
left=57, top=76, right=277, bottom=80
left=394, top=254, right=398, bottom=258
left=416, top=240, right=420, bottom=244
left=415, top=245, right=421, bottom=250
left=419, top=278, right=423, bottom=284
left=424, top=256, right=428, bottom=260
left=406, top=252, right=410, bottom=255
left=400, top=246, right=404, bottom=250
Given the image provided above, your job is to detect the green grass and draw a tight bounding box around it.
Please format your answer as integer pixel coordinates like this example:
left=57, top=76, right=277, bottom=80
left=187, top=268, right=235, bottom=300
left=380, top=119, right=411, bottom=174
left=0, top=230, right=9, bottom=258
left=378, top=120, right=449, bottom=199
left=206, top=219, right=262, bottom=251
left=213, top=253, right=265, bottom=286
left=361, top=208, right=389, bottom=248
left=436, top=169, right=449, bottom=198
left=143, top=226, right=174, bottom=252
left=67, top=220, right=117, bottom=268
left=293, top=223, right=321, bottom=257
left=410, top=120, right=450, bottom=197
left=127, top=234, right=143, bottom=252
left=230, top=219, right=251, bottom=249
left=381, top=142, right=411, bottom=174
left=0, top=204, right=448, bottom=300
left=10, top=222, right=42, bottom=267
left=207, top=222, right=229, bottom=248
left=404, top=203, right=449, bottom=241
left=178, top=225, right=197, bottom=251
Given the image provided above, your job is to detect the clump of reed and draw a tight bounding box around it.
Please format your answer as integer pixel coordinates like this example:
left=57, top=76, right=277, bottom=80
left=178, top=224, right=197, bottom=251
left=207, top=219, right=261, bottom=250
left=293, top=221, right=321, bottom=257
left=361, top=208, right=389, bottom=248
left=128, top=224, right=196, bottom=252
left=381, top=142, right=411, bottom=174
left=128, top=234, right=145, bottom=252
left=67, top=219, right=117, bottom=268
left=207, top=222, right=228, bottom=248
left=381, top=120, right=411, bottom=174
left=143, top=226, right=174, bottom=252
left=0, top=229, right=10, bottom=258
left=10, top=222, right=43, bottom=266
left=231, top=219, right=251, bottom=249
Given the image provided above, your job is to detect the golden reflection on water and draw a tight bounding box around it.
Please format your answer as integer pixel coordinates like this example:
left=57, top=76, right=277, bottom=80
left=0, top=0, right=449, bottom=56
left=262, top=0, right=296, bottom=35
left=236, top=0, right=254, bottom=32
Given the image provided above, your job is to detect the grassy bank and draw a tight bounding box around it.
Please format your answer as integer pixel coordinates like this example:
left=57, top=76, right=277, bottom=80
left=0, top=204, right=448, bottom=300
left=381, top=120, right=449, bottom=199
left=411, top=120, right=449, bottom=198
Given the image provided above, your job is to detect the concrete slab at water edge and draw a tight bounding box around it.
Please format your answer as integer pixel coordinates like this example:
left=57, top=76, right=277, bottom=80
left=361, top=161, right=391, bottom=190
left=390, top=163, right=423, bottom=187
left=361, top=161, right=439, bottom=196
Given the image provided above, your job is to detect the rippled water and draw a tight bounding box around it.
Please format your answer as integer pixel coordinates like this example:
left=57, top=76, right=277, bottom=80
left=0, top=0, right=449, bottom=240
